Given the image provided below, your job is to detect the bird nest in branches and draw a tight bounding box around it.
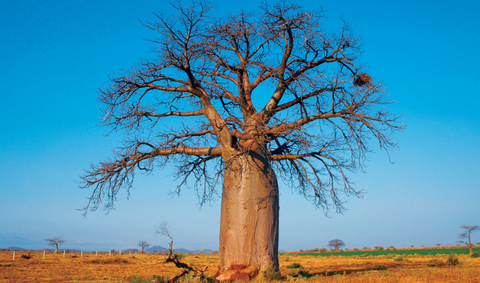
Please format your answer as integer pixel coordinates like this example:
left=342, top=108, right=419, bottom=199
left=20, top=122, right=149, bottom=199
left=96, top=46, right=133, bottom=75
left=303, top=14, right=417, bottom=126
left=353, top=73, right=372, bottom=86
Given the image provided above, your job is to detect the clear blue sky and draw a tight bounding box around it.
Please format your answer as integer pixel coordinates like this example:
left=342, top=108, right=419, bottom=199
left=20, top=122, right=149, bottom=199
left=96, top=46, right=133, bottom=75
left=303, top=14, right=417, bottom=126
left=1, top=0, right=479, bottom=252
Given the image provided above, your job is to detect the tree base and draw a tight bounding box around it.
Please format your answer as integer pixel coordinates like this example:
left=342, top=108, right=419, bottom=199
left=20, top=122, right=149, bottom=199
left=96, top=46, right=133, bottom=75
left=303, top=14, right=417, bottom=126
left=214, top=265, right=258, bottom=282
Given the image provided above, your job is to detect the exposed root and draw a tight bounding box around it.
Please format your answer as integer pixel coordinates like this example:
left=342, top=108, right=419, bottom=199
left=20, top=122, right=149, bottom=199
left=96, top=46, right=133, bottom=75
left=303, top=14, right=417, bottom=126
left=215, top=265, right=258, bottom=282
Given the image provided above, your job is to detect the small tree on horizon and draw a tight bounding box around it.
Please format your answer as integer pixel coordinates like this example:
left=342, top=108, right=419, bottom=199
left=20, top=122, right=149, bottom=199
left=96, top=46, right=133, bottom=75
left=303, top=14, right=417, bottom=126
left=138, top=240, right=151, bottom=253
left=458, top=225, right=479, bottom=255
left=327, top=239, right=345, bottom=251
left=45, top=237, right=66, bottom=253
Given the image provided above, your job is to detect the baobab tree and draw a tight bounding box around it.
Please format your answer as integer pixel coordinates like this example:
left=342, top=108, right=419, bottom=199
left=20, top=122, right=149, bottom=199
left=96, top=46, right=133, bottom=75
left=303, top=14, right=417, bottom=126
left=458, top=225, right=479, bottom=255
left=80, top=1, right=401, bottom=279
left=45, top=237, right=66, bottom=253
left=327, top=239, right=345, bottom=251
left=138, top=240, right=151, bottom=253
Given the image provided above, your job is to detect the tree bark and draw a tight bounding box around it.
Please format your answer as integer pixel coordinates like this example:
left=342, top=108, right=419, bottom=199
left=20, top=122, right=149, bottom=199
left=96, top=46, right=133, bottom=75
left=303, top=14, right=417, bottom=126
left=218, top=144, right=279, bottom=280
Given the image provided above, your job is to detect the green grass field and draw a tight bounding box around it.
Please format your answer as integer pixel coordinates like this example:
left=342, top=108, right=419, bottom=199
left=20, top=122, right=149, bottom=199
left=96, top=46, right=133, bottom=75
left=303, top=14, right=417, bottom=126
left=293, top=247, right=480, bottom=257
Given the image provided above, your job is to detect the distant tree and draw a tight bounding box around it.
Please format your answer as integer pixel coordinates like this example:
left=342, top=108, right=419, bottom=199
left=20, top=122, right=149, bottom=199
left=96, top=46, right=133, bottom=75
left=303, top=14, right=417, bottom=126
left=458, top=225, right=480, bottom=255
left=327, top=239, right=345, bottom=251
left=138, top=240, right=151, bottom=253
left=80, top=1, right=401, bottom=278
left=45, top=237, right=66, bottom=253
left=436, top=243, right=441, bottom=247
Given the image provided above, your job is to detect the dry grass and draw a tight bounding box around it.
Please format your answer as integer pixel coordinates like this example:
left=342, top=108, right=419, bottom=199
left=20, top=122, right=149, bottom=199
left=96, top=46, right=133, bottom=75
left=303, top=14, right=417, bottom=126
left=1, top=251, right=479, bottom=282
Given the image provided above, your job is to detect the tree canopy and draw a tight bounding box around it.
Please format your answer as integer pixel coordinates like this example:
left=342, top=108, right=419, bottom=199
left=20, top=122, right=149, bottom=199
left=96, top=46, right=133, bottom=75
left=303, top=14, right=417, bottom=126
left=327, top=239, right=345, bottom=251
left=81, top=1, right=401, bottom=214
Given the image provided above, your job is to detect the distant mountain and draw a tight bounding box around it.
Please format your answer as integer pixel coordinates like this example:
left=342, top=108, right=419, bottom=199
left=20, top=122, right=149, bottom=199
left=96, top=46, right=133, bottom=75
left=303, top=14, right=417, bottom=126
left=3, top=245, right=215, bottom=254
left=145, top=246, right=214, bottom=254
left=173, top=248, right=194, bottom=253
left=8, top=246, right=26, bottom=250
left=146, top=246, right=168, bottom=253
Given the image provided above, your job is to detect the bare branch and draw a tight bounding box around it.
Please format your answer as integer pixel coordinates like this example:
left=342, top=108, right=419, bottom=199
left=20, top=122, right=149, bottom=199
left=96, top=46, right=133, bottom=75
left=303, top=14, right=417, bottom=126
left=82, top=0, right=401, bottom=216
left=155, top=222, right=208, bottom=281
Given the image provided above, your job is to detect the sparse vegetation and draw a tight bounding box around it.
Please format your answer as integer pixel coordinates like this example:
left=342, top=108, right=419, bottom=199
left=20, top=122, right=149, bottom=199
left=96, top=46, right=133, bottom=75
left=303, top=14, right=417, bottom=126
left=446, top=253, right=460, bottom=266
left=2, top=248, right=479, bottom=282
left=299, top=247, right=480, bottom=257
left=286, top=262, right=302, bottom=269
left=376, top=265, right=388, bottom=270
left=262, top=266, right=283, bottom=281
left=88, top=258, right=129, bottom=264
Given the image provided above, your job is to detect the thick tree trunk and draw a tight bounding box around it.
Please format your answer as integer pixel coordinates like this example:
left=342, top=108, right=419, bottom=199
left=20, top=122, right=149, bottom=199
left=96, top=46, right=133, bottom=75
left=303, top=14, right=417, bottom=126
left=217, top=145, right=279, bottom=280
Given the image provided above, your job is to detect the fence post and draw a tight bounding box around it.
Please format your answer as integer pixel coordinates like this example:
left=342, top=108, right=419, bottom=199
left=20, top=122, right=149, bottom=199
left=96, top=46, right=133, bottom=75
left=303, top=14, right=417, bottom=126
left=109, top=250, right=111, bottom=256
left=81, top=251, right=83, bottom=257
left=13, top=251, right=15, bottom=260
left=119, top=251, right=122, bottom=255
left=96, top=251, right=98, bottom=257
left=63, top=250, right=65, bottom=258
left=43, top=250, right=46, bottom=259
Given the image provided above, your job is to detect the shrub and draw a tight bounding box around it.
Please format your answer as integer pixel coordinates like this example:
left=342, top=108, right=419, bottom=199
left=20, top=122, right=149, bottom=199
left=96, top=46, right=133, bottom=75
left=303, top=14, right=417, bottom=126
left=393, top=257, right=403, bottom=262
left=174, top=253, right=186, bottom=262
left=128, top=275, right=148, bottom=283
left=428, top=259, right=445, bottom=267
left=151, top=276, right=168, bottom=283
left=262, top=266, right=283, bottom=281
left=446, top=254, right=459, bottom=266
left=288, top=270, right=310, bottom=279
left=286, top=262, right=302, bottom=269
left=470, top=252, right=480, bottom=258
left=376, top=265, right=387, bottom=271
left=88, top=258, right=129, bottom=264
